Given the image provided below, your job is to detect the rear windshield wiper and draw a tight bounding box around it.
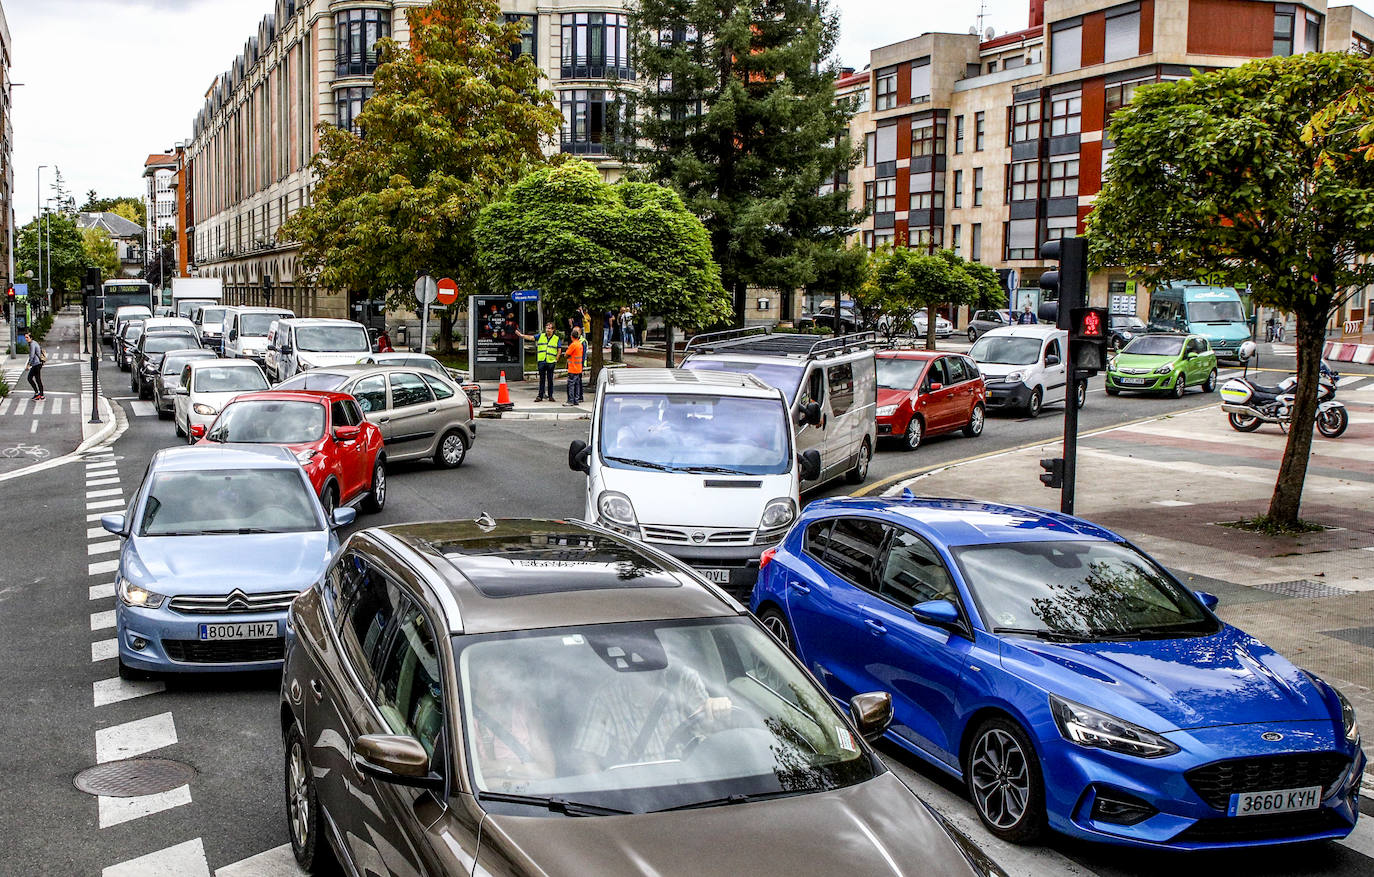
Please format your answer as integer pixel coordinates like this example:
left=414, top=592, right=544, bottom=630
left=603, top=456, right=674, bottom=471
left=476, top=791, right=631, bottom=817
left=653, top=788, right=812, bottom=812
left=993, top=627, right=1098, bottom=643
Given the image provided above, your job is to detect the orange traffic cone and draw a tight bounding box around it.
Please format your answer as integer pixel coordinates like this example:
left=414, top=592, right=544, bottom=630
left=494, top=371, right=514, bottom=411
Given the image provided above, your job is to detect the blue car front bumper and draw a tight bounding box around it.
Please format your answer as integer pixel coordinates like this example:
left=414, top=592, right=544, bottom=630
left=1038, top=720, right=1363, bottom=849
left=117, top=602, right=288, bottom=673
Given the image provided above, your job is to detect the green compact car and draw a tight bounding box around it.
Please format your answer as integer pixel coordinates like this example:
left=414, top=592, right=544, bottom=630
left=1106, top=333, right=1218, bottom=397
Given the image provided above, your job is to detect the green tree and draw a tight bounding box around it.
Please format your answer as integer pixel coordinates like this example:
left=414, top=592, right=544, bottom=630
left=280, top=0, right=560, bottom=352
left=16, top=213, right=85, bottom=295
left=614, top=0, right=863, bottom=325
left=1087, top=53, right=1374, bottom=527
left=476, top=160, right=731, bottom=379
left=861, top=247, right=996, bottom=348
left=82, top=228, right=121, bottom=282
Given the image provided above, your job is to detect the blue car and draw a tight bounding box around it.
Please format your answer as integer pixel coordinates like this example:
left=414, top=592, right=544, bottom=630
left=103, top=445, right=354, bottom=677
left=752, top=496, right=1363, bottom=850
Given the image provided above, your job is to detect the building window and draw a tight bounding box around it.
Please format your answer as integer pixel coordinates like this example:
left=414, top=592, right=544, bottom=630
left=1007, top=160, right=1038, bottom=202
left=561, top=13, right=633, bottom=80
left=1352, top=33, right=1374, bottom=56
left=910, top=171, right=945, bottom=209
left=1051, top=21, right=1082, bottom=74
left=1104, top=7, right=1141, bottom=63
left=974, top=112, right=986, bottom=150
left=1010, top=101, right=1040, bottom=143
left=874, top=230, right=895, bottom=248
left=560, top=89, right=621, bottom=154
left=951, top=224, right=962, bottom=255
left=910, top=226, right=944, bottom=250
left=1274, top=8, right=1296, bottom=56
left=1005, top=218, right=1037, bottom=260
left=952, top=169, right=963, bottom=208
left=972, top=167, right=984, bottom=207
left=1046, top=215, right=1077, bottom=241
left=336, top=86, right=373, bottom=135
left=911, top=59, right=931, bottom=103
left=970, top=223, right=982, bottom=262
left=872, top=178, right=896, bottom=214
left=1105, top=77, right=1151, bottom=116
left=875, top=67, right=898, bottom=110
left=854, top=88, right=870, bottom=111
left=1304, top=11, right=1322, bottom=53
left=504, top=13, right=536, bottom=62
left=986, top=59, right=999, bottom=73
left=1049, top=90, right=1082, bottom=136
left=873, top=123, right=898, bottom=176
left=911, top=191, right=945, bottom=210
left=1004, top=54, right=1026, bottom=70
left=954, top=115, right=965, bottom=153
left=911, top=116, right=947, bottom=157
left=1047, top=158, right=1079, bottom=198
left=336, top=9, right=390, bottom=77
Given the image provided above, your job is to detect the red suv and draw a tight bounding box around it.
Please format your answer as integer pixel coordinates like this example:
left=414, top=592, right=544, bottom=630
left=196, top=391, right=387, bottom=515
left=875, top=350, right=987, bottom=450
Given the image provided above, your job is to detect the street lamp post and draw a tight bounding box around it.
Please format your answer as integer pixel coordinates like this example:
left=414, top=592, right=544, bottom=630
left=36, top=165, right=47, bottom=299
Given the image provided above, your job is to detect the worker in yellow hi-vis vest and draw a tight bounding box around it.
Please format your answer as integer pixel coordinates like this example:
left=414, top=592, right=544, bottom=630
left=523, top=321, right=561, bottom=402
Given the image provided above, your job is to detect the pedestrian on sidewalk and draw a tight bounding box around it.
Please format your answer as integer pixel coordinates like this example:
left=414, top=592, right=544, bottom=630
left=1016, top=303, right=1038, bottom=325
left=522, top=321, right=560, bottom=402
left=564, top=329, right=585, bottom=406
left=24, top=333, right=46, bottom=400
left=620, top=306, right=636, bottom=351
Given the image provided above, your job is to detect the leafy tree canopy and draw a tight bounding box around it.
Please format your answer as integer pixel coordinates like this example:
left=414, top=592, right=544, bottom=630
left=82, top=228, right=121, bottom=282
left=859, top=247, right=999, bottom=348
left=17, top=213, right=86, bottom=294
left=81, top=191, right=147, bottom=229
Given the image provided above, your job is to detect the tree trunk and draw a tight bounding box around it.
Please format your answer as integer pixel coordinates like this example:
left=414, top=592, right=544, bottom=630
left=926, top=304, right=937, bottom=351
left=587, top=312, right=605, bottom=384
left=1266, top=304, right=1325, bottom=524
left=438, top=311, right=454, bottom=355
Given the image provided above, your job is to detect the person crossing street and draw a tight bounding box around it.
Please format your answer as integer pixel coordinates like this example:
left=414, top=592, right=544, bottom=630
left=24, top=333, right=45, bottom=400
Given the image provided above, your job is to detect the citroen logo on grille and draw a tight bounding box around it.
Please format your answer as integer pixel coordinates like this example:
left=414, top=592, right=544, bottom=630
left=691, top=532, right=706, bottom=544
left=227, top=590, right=250, bottom=611
left=1261, top=731, right=1283, bottom=742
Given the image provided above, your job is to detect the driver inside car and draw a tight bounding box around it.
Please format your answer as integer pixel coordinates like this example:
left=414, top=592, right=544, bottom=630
left=573, top=663, right=733, bottom=766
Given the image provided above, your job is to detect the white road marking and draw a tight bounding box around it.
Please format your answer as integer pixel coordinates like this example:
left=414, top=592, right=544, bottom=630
left=97, top=784, right=193, bottom=828
left=93, top=676, right=164, bottom=707
left=29, top=420, right=37, bottom=433
left=1339, top=813, right=1374, bottom=858
left=214, top=843, right=304, bottom=876
left=96, top=712, right=177, bottom=764
left=88, top=540, right=121, bottom=556
left=129, top=401, right=156, bottom=417
left=88, top=525, right=114, bottom=539
left=0, top=398, right=9, bottom=415
left=89, top=559, right=120, bottom=576
left=86, top=460, right=117, bottom=471
left=86, top=488, right=123, bottom=499
left=87, top=499, right=125, bottom=511
left=89, top=583, right=115, bottom=600
left=86, top=476, right=121, bottom=487
left=91, top=639, right=118, bottom=662
left=1150, top=499, right=1194, bottom=507
left=33, top=399, right=44, bottom=415
left=102, top=838, right=210, bottom=877
left=90, top=610, right=116, bottom=631
left=89, top=509, right=124, bottom=521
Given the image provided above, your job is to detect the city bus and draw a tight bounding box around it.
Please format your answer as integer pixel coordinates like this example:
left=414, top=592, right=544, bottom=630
left=98, top=279, right=155, bottom=342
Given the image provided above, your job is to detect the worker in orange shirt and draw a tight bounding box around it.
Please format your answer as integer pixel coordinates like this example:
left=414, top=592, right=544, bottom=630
left=564, top=328, right=586, bottom=406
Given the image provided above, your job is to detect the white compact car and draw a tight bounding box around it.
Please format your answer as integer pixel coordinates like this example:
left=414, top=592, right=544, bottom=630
left=173, top=359, right=270, bottom=441
left=968, top=324, right=1085, bottom=417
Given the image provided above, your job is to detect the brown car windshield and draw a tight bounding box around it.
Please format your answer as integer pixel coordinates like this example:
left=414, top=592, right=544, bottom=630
left=456, top=617, right=878, bottom=816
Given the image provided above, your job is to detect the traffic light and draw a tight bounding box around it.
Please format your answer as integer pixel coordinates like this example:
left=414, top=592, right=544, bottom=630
left=1039, top=457, right=1065, bottom=489
left=4, top=287, right=13, bottom=321
left=1039, top=236, right=1088, bottom=330
left=1070, top=306, right=1110, bottom=372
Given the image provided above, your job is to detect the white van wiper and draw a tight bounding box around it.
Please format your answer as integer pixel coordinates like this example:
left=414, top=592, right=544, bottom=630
left=604, top=455, right=674, bottom=471
left=679, top=465, right=750, bottom=475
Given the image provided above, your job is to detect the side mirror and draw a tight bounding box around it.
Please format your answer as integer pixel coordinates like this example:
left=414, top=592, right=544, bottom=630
left=174, top=386, right=188, bottom=395
left=568, top=439, right=591, bottom=474
left=799, top=401, right=823, bottom=427
left=1195, top=590, right=1219, bottom=611
left=352, top=734, right=443, bottom=791
left=280, top=344, right=293, bottom=355
left=101, top=513, right=127, bottom=537
left=928, top=382, right=943, bottom=392
left=1045, top=354, right=1060, bottom=367
left=228, top=329, right=238, bottom=341
left=798, top=449, right=822, bottom=482
left=331, top=507, right=357, bottom=529
left=189, top=424, right=206, bottom=440
left=911, top=598, right=961, bottom=628
left=333, top=425, right=362, bottom=443
left=849, top=692, right=893, bottom=742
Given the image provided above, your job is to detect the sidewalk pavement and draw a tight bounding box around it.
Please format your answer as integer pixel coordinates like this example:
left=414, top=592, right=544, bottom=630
left=881, top=380, right=1374, bottom=762
left=469, top=347, right=669, bottom=420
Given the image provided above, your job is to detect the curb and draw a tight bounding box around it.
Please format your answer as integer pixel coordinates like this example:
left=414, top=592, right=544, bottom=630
left=482, top=409, right=591, bottom=421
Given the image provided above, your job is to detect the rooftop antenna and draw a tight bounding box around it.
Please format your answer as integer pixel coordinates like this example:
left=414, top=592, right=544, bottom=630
left=975, top=0, right=988, bottom=38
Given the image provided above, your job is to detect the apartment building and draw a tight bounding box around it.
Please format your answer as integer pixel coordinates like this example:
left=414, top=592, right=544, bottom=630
left=182, top=0, right=632, bottom=318
left=846, top=0, right=1374, bottom=326
left=0, top=2, right=12, bottom=293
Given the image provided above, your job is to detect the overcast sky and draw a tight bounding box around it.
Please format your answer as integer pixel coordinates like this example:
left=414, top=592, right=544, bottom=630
left=7, top=0, right=1039, bottom=224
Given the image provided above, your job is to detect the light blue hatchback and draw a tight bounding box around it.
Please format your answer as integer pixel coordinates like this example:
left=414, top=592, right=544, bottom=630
left=103, top=444, right=354, bottom=677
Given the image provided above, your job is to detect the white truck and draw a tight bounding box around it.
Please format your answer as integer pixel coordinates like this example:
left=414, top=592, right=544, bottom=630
left=170, top=277, right=224, bottom=321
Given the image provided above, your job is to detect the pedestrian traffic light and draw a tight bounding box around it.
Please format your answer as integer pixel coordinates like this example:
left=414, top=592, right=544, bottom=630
left=1039, top=457, right=1065, bottom=489
left=1070, top=306, right=1110, bottom=373
left=1039, top=236, right=1088, bottom=330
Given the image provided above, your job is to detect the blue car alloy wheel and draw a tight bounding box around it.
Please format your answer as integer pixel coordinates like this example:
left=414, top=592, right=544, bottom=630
left=751, top=496, right=1365, bottom=850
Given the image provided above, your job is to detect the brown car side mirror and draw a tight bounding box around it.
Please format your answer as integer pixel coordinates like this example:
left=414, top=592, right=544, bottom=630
left=353, top=734, right=444, bottom=791
left=850, top=691, right=893, bottom=742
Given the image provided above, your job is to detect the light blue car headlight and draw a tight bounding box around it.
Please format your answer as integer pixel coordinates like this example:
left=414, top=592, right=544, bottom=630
left=117, top=576, right=167, bottom=609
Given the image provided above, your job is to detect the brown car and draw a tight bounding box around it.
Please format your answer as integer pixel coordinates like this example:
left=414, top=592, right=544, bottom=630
left=281, top=518, right=1006, bottom=876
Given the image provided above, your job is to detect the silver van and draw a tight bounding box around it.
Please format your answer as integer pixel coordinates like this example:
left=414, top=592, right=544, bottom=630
left=681, top=328, right=879, bottom=487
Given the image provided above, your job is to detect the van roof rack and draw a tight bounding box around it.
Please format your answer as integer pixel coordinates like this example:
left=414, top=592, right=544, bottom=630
left=684, top=326, right=879, bottom=360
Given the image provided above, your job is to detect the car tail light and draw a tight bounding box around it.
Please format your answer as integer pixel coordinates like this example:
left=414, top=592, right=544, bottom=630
left=759, top=547, right=778, bottom=572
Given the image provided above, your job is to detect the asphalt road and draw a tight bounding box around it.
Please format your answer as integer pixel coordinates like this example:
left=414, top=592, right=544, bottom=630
left=7, top=342, right=1374, bottom=876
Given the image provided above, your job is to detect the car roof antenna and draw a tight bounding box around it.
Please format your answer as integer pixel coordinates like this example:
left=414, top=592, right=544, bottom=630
left=900, top=488, right=916, bottom=501
left=474, top=512, right=497, bottom=531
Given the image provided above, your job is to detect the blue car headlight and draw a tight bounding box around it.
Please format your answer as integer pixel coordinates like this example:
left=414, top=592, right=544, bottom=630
left=1050, top=695, right=1179, bottom=758
left=117, top=576, right=167, bottom=609
left=1337, top=688, right=1360, bottom=744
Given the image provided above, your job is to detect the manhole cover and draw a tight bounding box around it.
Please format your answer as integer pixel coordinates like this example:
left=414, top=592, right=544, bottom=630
left=74, top=758, right=196, bottom=797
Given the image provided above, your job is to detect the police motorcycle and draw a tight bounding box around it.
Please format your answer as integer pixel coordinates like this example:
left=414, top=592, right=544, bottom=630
left=1219, top=341, right=1348, bottom=437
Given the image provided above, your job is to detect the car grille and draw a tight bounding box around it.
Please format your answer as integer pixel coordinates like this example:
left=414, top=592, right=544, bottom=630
left=163, top=638, right=285, bottom=664
left=1116, top=367, right=1152, bottom=375
left=1185, top=753, right=1350, bottom=812
left=168, top=590, right=299, bottom=615
left=1173, top=808, right=1349, bottom=844
left=641, top=526, right=756, bottom=545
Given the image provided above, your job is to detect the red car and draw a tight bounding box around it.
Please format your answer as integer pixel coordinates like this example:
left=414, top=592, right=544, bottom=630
left=194, top=390, right=387, bottom=515
left=875, top=350, right=987, bottom=450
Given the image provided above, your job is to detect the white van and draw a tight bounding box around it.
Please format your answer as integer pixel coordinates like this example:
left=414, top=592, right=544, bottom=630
left=113, top=305, right=152, bottom=338
left=968, top=324, right=1086, bottom=417
left=222, top=306, right=294, bottom=367
left=265, top=317, right=372, bottom=382
left=569, top=367, right=820, bottom=598
left=191, top=303, right=230, bottom=351
left=681, top=328, right=878, bottom=487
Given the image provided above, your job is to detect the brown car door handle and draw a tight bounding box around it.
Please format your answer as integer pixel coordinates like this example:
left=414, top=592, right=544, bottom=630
left=309, top=679, right=324, bottom=701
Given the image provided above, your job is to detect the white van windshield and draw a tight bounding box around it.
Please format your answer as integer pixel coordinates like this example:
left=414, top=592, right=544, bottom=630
left=295, top=325, right=369, bottom=353
left=1186, top=300, right=1245, bottom=324
left=599, top=393, right=791, bottom=475
left=239, top=314, right=280, bottom=337
left=682, top=360, right=805, bottom=403
left=970, top=335, right=1042, bottom=366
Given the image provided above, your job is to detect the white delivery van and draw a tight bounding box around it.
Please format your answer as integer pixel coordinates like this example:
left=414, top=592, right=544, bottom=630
left=113, top=305, right=152, bottom=339
left=968, top=324, right=1086, bottom=417
left=569, top=367, right=820, bottom=598
left=170, top=276, right=224, bottom=320
left=265, top=317, right=372, bottom=382
left=222, top=306, right=294, bottom=367
left=192, top=303, right=230, bottom=352
left=681, top=328, right=878, bottom=487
